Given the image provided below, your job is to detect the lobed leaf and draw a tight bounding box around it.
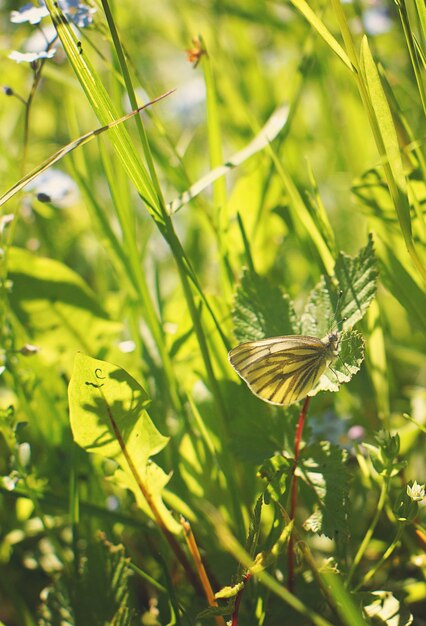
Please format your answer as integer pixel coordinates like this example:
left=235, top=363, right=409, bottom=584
left=300, top=235, right=378, bottom=337
left=300, top=441, right=351, bottom=541
left=334, top=233, right=378, bottom=330
left=309, top=331, right=365, bottom=397
left=232, top=268, right=298, bottom=343
left=300, top=275, right=336, bottom=338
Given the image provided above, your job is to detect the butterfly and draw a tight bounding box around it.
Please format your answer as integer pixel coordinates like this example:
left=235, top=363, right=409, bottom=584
left=228, top=332, right=340, bottom=406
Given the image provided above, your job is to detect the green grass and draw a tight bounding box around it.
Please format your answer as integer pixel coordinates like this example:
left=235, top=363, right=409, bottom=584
left=0, top=0, right=425, bottom=624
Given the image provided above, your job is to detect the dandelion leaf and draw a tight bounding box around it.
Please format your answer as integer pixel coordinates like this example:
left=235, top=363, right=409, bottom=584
left=7, top=247, right=120, bottom=367
left=68, top=353, right=180, bottom=534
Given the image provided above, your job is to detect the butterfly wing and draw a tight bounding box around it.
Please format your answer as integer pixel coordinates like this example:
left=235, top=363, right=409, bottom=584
left=229, top=335, right=330, bottom=406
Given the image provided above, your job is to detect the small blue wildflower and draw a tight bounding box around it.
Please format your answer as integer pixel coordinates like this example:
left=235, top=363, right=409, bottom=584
left=24, top=24, right=58, bottom=53
left=24, top=169, right=79, bottom=207
left=167, top=77, right=205, bottom=125
left=310, top=411, right=365, bottom=450
left=364, top=7, right=392, bottom=35
left=0, top=214, right=14, bottom=234
left=8, top=49, right=56, bottom=64
left=58, top=0, right=97, bottom=28
left=11, top=1, right=96, bottom=29
left=10, top=3, right=49, bottom=25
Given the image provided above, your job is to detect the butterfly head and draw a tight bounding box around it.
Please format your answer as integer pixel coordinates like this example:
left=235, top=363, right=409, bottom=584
left=326, top=331, right=339, bottom=356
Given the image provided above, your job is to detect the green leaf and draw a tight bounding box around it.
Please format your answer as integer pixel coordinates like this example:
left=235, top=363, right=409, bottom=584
left=0, top=405, right=19, bottom=452
left=38, top=533, right=135, bottom=626
left=0, top=94, right=171, bottom=210
left=231, top=238, right=373, bottom=399
left=300, top=236, right=377, bottom=338
left=215, top=582, right=245, bottom=600
left=232, top=268, right=298, bottom=342
left=311, top=330, right=365, bottom=397
left=300, top=268, right=367, bottom=397
left=197, top=605, right=234, bottom=619
left=352, top=166, right=426, bottom=238
left=7, top=248, right=120, bottom=366
left=168, top=105, right=289, bottom=214
left=360, top=38, right=412, bottom=243
left=414, top=0, right=426, bottom=46
left=259, top=455, right=293, bottom=503
left=246, top=494, right=263, bottom=558
left=300, top=441, right=350, bottom=541
left=288, top=0, right=353, bottom=71
left=300, top=276, right=337, bottom=338
left=251, top=521, right=294, bottom=574
left=320, top=572, right=368, bottom=626
left=44, top=0, right=160, bottom=217
left=226, top=383, right=294, bottom=463
left=366, top=300, right=390, bottom=420
left=377, top=238, right=426, bottom=332
left=334, top=233, right=378, bottom=330
left=113, top=463, right=179, bottom=534
left=68, top=353, right=181, bottom=534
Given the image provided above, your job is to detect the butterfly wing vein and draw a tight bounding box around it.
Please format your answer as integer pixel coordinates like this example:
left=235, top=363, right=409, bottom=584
left=229, top=336, right=333, bottom=405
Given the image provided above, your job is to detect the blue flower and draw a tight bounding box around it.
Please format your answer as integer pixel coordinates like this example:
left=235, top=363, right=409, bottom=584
left=10, top=3, right=49, bottom=25
left=364, top=7, right=392, bottom=35
left=10, top=1, right=96, bottom=29
left=24, top=169, right=79, bottom=207
left=310, top=410, right=365, bottom=450
left=8, top=49, right=56, bottom=64
left=57, top=0, right=97, bottom=28
left=23, top=24, right=58, bottom=53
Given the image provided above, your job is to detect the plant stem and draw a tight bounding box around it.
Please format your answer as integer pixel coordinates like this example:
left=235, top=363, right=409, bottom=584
left=162, top=216, right=245, bottom=536
left=331, top=0, right=426, bottom=284
left=103, top=395, right=203, bottom=596
left=287, top=396, right=311, bottom=591
left=354, top=523, right=404, bottom=591
left=181, top=518, right=226, bottom=626
left=231, top=572, right=252, bottom=626
left=346, top=474, right=390, bottom=588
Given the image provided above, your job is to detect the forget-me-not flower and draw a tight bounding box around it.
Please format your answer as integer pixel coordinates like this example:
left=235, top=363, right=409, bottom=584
left=8, top=49, right=56, bottom=63
left=10, top=1, right=96, bottom=29
left=24, top=169, right=79, bottom=207
left=58, top=0, right=96, bottom=28
left=10, top=3, right=49, bottom=25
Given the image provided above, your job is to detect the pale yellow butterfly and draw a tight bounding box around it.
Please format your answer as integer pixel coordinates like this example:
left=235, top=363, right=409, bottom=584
left=228, top=332, right=339, bottom=406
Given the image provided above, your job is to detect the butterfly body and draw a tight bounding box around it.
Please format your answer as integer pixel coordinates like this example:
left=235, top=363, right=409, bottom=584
left=228, top=332, right=339, bottom=406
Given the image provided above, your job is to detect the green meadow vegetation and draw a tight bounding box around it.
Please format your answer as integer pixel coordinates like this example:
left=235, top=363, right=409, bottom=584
left=0, top=0, right=425, bottom=624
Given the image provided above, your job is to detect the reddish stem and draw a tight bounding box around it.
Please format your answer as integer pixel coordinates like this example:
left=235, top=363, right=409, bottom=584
left=287, top=396, right=311, bottom=591
left=231, top=572, right=252, bottom=626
